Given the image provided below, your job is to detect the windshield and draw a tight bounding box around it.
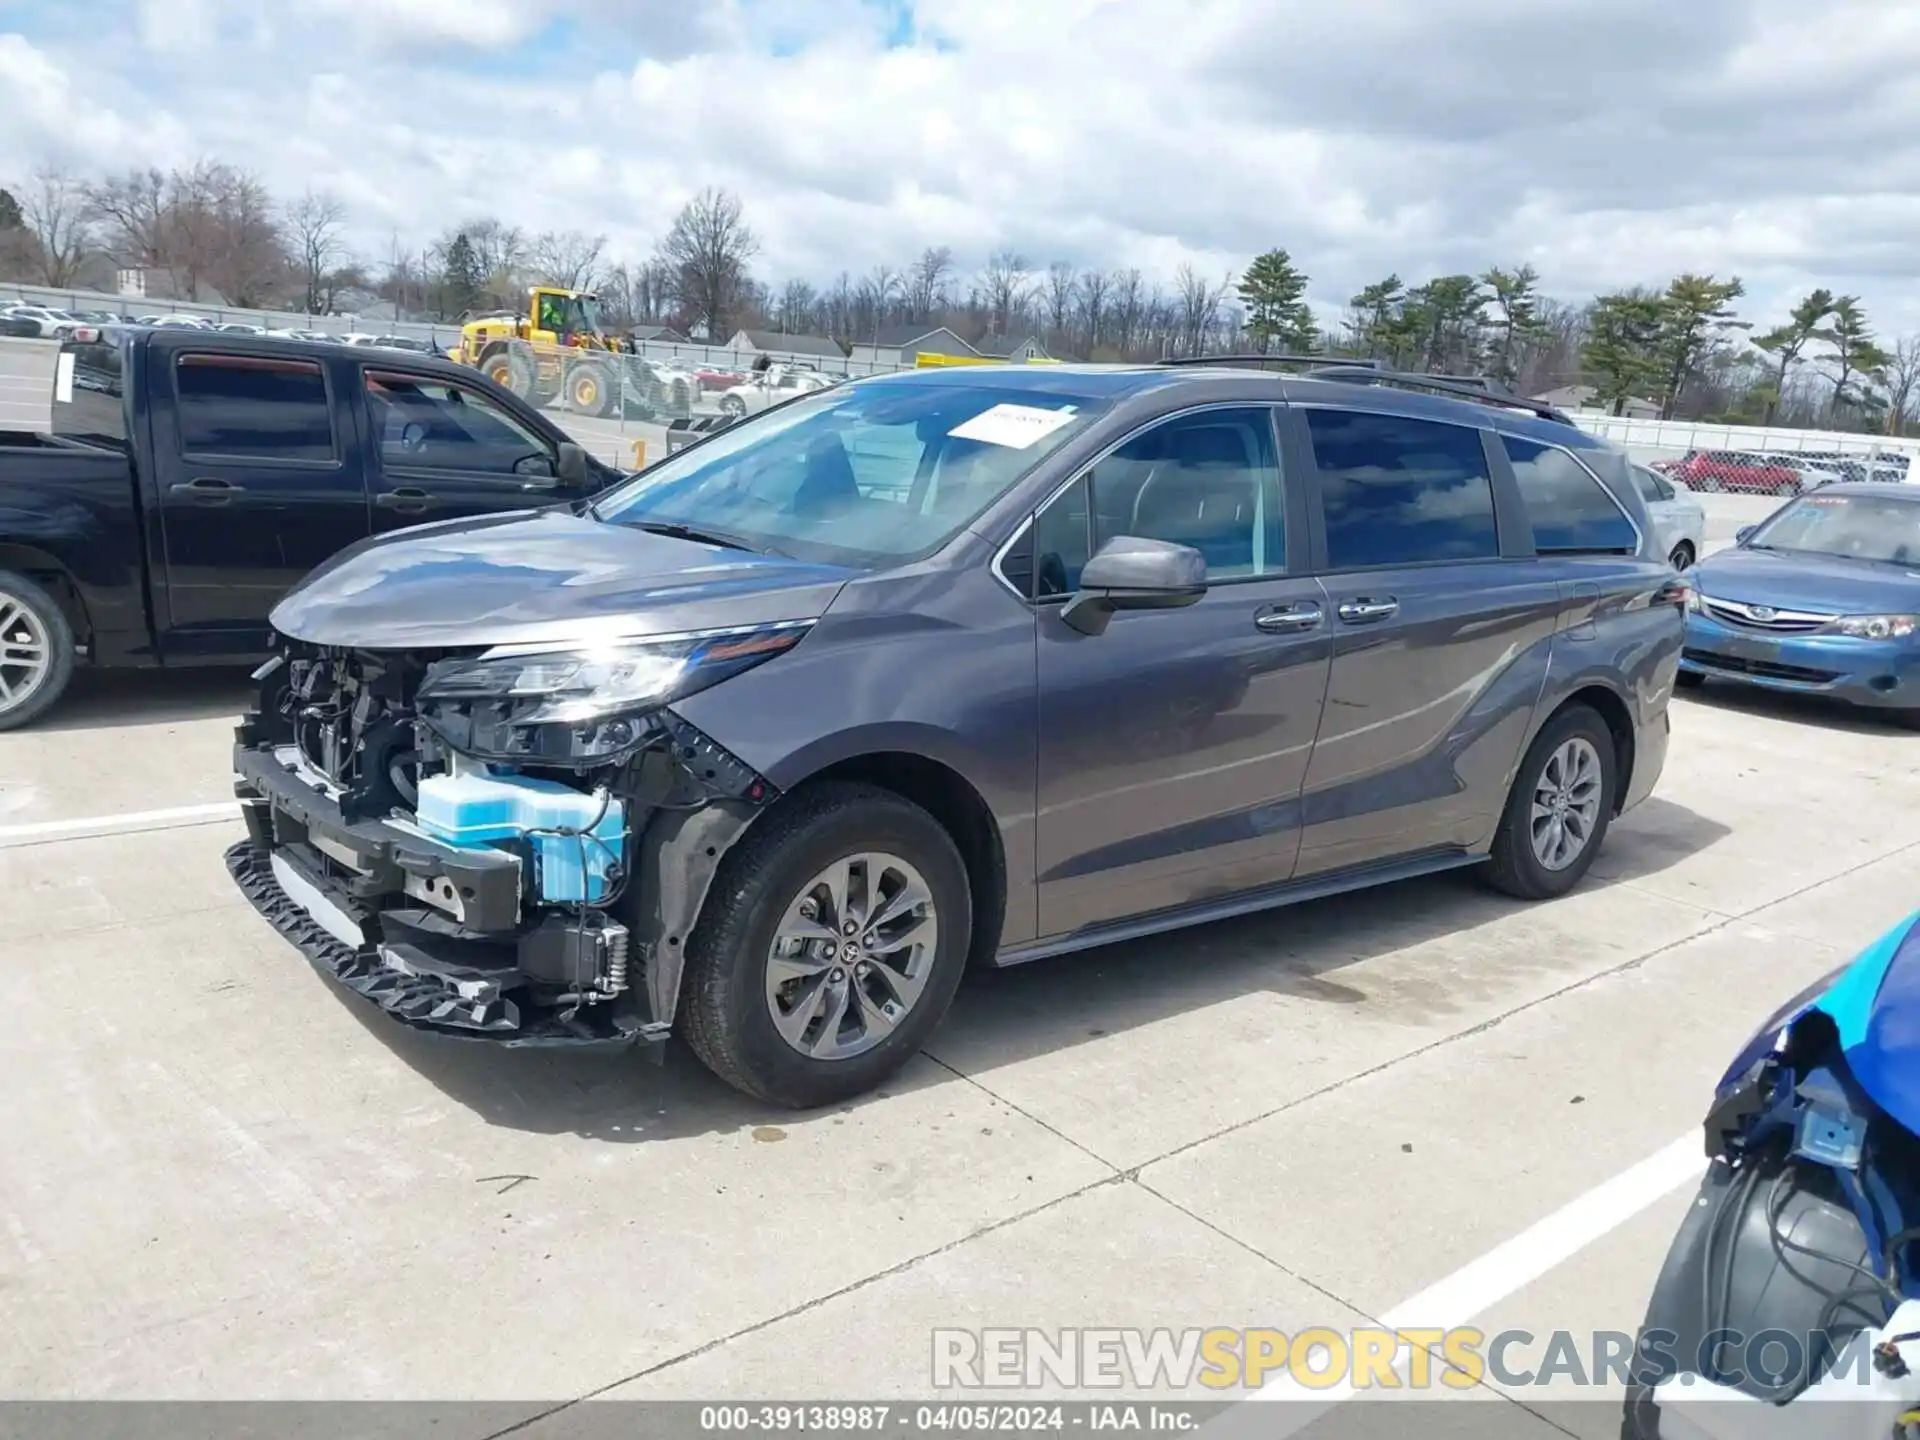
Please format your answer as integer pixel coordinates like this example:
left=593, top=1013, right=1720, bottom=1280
left=593, top=376, right=1108, bottom=566
left=1749, top=492, right=1920, bottom=565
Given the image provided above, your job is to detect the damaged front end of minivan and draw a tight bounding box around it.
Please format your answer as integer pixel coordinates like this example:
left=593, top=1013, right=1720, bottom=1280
left=226, top=620, right=809, bottom=1052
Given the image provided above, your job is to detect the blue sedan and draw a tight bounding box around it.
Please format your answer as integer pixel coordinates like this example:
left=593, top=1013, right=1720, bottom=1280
left=1679, top=482, right=1920, bottom=726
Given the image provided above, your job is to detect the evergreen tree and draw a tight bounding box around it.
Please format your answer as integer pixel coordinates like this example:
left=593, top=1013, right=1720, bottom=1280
left=1583, top=292, right=1665, bottom=415
left=1752, top=290, right=1835, bottom=425
left=1236, top=248, right=1315, bottom=354
left=1654, top=274, right=1746, bottom=419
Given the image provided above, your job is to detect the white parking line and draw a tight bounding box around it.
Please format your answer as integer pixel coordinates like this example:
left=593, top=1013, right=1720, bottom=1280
left=0, top=801, right=239, bottom=847
left=1205, top=1132, right=1707, bottom=1433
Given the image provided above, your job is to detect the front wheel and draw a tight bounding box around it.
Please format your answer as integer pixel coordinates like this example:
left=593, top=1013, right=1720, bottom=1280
left=1481, top=704, right=1618, bottom=900
left=0, top=570, right=76, bottom=732
left=678, top=782, right=973, bottom=1108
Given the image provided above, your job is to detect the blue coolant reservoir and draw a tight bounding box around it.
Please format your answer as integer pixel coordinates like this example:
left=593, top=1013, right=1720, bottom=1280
left=415, top=770, right=625, bottom=904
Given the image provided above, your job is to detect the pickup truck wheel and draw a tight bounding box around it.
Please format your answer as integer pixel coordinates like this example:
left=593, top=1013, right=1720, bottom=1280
left=678, top=782, right=972, bottom=1109
left=0, top=570, right=76, bottom=732
left=1481, top=703, right=1617, bottom=900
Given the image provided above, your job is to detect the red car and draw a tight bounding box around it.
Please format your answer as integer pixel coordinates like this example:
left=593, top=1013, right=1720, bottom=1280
left=695, top=366, right=745, bottom=393
left=1665, top=450, right=1805, bottom=496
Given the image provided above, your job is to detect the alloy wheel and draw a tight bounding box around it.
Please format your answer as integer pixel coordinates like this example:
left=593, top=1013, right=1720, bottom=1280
left=0, top=590, right=52, bottom=717
left=763, top=851, right=939, bottom=1061
left=1530, top=737, right=1604, bottom=872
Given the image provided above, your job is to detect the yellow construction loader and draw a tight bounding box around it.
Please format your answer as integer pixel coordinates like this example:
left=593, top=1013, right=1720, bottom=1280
left=450, top=286, right=691, bottom=420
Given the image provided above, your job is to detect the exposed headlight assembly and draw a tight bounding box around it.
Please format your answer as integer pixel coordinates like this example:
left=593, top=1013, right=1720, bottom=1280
left=417, top=620, right=813, bottom=764
left=1827, top=613, right=1917, bottom=639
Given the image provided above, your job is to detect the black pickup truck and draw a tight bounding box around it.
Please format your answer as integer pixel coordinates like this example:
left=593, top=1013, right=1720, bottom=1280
left=0, top=327, right=626, bottom=728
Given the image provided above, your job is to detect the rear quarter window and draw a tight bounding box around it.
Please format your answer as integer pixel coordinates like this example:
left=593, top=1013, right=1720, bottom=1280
left=175, top=353, right=336, bottom=462
left=1502, top=436, right=1638, bottom=553
left=1304, top=409, right=1499, bottom=569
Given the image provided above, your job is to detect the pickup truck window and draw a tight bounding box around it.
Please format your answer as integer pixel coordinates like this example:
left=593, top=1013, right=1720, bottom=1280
left=365, top=371, right=556, bottom=479
left=176, top=354, right=336, bottom=463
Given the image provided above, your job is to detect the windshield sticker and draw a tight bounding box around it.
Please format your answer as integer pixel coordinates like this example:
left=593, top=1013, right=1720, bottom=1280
left=1805, top=495, right=1847, bottom=505
left=54, top=351, right=74, bottom=404
left=948, top=404, right=1077, bottom=449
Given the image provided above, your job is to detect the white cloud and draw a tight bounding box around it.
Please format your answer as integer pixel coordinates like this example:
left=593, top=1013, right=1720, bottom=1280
left=5, top=0, right=1920, bottom=329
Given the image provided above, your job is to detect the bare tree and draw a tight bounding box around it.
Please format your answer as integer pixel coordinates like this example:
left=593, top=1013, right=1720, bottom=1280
left=979, top=251, right=1032, bottom=334
left=1043, top=262, right=1076, bottom=343
left=86, top=167, right=170, bottom=269
left=854, top=263, right=901, bottom=343
left=656, top=187, right=758, bottom=340
left=286, top=190, right=347, bottom=315
left=906, top=246, right=953, bottom=323
left=1175, top=263, right=1231, bottom=357
left=530, top=230, right=606, bottom=291
left=1075, top=268, right=1112, bottom=354
left=775, top=278, right=818, bottom=334
left=1111, top=267, right=1145, bottom=355
left=1882, top=336, right=1920, bottom=436
left=20, top=163, right=93, bottom=286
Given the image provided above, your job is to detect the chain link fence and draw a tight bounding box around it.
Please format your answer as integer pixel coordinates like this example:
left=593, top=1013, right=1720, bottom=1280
left=1567, top=415, right=1917, bottom=497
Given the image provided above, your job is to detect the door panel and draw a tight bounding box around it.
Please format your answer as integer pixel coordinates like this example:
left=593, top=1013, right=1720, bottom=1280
left=152, top=350, right=370, bottom=645
left=1032, top=404, right=1331, bottom=936
left=1292, top=406, right=1557, bottom=875
left=1296, top=562, right=1560, bottom=874
left=361, top=368, right=572, bottom=531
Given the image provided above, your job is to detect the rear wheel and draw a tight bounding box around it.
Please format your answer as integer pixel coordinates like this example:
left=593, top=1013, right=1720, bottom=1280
left=567, top=362, right=618, bottom=418
left=1668, top=541, right=1694, bottom=571
left=1482, top=704, right=1617, bottom=900
left=480, top=347, right=534, bottom=399
left=719, top=393, right=747, bottom=418
left=0, top=570, right=76, bottom=732
left=678, top=782, right=973, bottom=1108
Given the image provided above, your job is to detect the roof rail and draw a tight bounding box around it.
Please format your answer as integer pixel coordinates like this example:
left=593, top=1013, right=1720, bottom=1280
left=1156, top=353, right=1383, bottom=372
left=1303, top=365, right=1573, bottom=424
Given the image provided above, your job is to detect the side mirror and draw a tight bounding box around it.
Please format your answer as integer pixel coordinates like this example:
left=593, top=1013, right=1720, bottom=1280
left=1060, top=536, right=1207, bottom=637
left=1736, top=525, right=1756, bottom=544
left=554, top=441, right=588, bottom=488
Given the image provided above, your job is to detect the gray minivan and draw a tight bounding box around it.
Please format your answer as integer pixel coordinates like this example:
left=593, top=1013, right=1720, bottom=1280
left=228, top=360, right=1686, bottom=1107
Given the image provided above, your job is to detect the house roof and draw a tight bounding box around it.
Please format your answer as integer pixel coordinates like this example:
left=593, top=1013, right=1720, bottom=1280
left=867, top=324, right=970, bottom=350
left=630, top=324, right=690, bottom=343
left=736, top=329, right=845, bottom=358
left=974, top=332, right=1048, bottom=359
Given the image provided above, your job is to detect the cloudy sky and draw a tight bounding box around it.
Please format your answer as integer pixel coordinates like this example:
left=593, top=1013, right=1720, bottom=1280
left=6, top=0, right=1920, bottom=330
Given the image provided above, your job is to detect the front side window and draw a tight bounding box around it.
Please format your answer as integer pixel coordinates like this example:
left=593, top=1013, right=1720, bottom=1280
left=1503, top=436, right=1638, bottom=553
left=1032, top=407, right=1284, bottom=597
left=175, top=353, right=334, bottom=462
left=365, top=371, right=555, bottom=478
left=1748, top=493, right=1920, bottom=566
left=1306, top=409, right=1498, bottom=569
left=593, top=377, right=1108, bottom=567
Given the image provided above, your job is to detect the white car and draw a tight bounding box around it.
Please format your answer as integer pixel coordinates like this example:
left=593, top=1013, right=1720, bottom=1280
left=1630, top=462, right=1708, bottom=570
left=3, top=304, right=83, bottom=338
left=715, top=364, right=838, bottom=418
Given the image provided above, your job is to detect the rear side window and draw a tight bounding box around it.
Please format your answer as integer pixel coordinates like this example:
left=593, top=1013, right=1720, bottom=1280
left=1305, top=409, right=1499, bottom=568
left=1503, top=437, right=1637, bottom=553
left=175, top=354, right=335, bottom=462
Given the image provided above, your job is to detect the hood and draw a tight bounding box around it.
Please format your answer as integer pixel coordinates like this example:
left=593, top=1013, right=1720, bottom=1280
left=1815, top=911, right=1920, bottom=1137
left=1694, top=545, right=1920, bottom=615
left=270, top=508, right=853, bottom=651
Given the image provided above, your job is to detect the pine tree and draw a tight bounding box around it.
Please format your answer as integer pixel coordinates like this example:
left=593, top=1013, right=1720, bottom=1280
left=1236, top=249, right=1315, bottom=354
left=440, top=232, right=484, bottom=318
left=1583, top=292, right=1665, bottom=416
left=1653, top=274, right=1746, bottom=419
left=1752, top=290, right=1835, bottom=425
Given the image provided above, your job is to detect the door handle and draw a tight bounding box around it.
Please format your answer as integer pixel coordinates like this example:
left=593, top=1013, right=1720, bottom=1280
left=1254, top=603, right=1323, bottom=634
left=1336, top=597, right=1399, bottom=624
left=169, top=477, right=245, bottom=504
left=376, top=488, right=434, bottom=512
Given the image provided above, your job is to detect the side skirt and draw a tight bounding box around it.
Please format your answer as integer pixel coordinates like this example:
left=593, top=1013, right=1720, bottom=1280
left=991, top=847, right=1484, bottom=968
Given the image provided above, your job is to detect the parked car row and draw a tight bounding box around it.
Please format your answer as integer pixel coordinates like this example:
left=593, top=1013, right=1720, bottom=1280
left=1, top=304, right=449, bottom=355
left=1650, top=447, right=1911, bottom=496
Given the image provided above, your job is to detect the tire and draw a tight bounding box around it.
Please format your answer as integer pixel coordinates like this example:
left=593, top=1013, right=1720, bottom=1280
left=1619, top=1385, right=1661, bottom=1438
left=480, top=347, right=535, bottom=399
left=678, top=781, right=973, bottom=1108
left=566, top=363, right=618, bottom=418
left=719, top=393, right=746, bottom=418
left=1675, top=670, right=1707, bottom=690
left=1481, top=703, right=1618, bottom=900
left=1668, top=541, right=1694, bottom=571
left=0, top=569, right=77, bottom=732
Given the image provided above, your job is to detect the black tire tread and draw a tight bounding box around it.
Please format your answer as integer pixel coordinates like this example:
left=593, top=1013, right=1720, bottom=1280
left=1482, top=702, right=1617, bottom=901
left=0, top=568, right=77, bottom=732
left=678, top=781, right=971, bottom=1107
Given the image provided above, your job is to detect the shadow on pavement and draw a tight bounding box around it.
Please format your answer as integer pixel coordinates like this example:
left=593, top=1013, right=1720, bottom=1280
left=1677, top=681, right=1920, bottom=738
left=346, top=793, right=1727, bottom=1138
left=33, top=666, right=255, bottom=733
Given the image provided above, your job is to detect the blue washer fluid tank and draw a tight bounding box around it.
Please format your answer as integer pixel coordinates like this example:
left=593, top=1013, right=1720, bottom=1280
left=415, top=769, right=625, bottom=905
